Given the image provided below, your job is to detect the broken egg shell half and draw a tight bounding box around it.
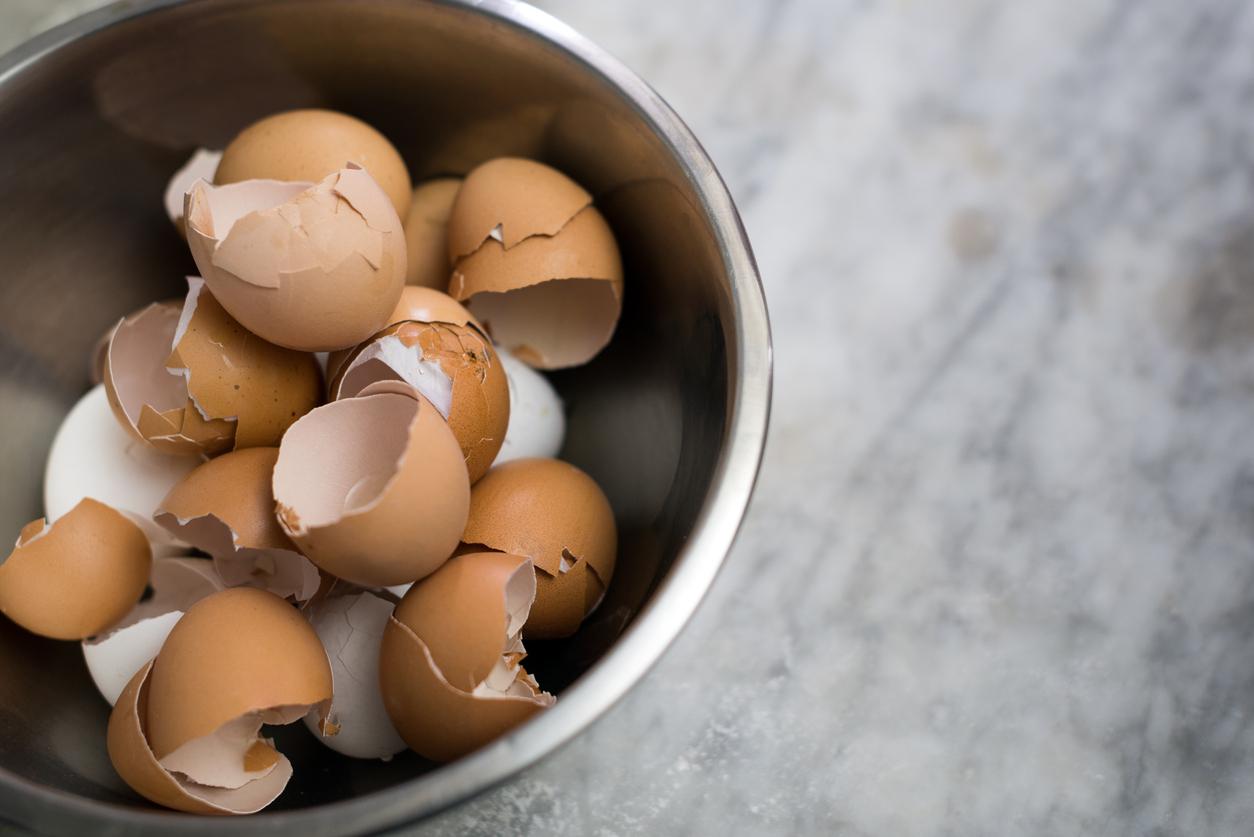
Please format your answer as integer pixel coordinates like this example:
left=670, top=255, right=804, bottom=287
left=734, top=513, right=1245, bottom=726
left=445, top=158, right=591, bottom=261
left=84, top=556, right=224, bottom=706
left=143, top=587, right=331, bottom=798
left=273, top=391, right=469, bottom=588
left=215, top=109, right=413, bottom=219
left=301, top=591, right=406, bottom=760
left=494, top=347, right=565, bottom=464
left=463, top=458, right=616, bottom=639
left=449, top=205, right=623, bottom=370
left=404, top=178, right=461, bottom=288
left=329, top=319, right=509, bottom=483
left=155, top=447, right=320, bottom=603
left=45, top=384, right=198, bottom=554
left=0, top=498, right=151, bottom=640
left=164, top=148, right=222, bottom=234
left=186, top=165, right=407, bottom=352
left=380, top=551, right=553, bottom=762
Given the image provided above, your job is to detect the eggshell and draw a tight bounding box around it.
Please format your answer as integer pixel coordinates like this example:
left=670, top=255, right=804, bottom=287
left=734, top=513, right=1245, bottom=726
left=45, top=384, right=198, bottom=552
left=301, top=591, right=406, bottom=760
left=145, top=587, right=332, bottom=791
left=449, top=206, right=623, bottom=369
left=494, top=347, right=565, bottom=463
left=83, top=557, right=223, bottom=706
left=215, top=109, right=412, bottom=217
left=155, top=448, right=319, bottom=602
left=380, top=551, right=553, bottom=761
left=108, top=661, right=292, bottom=815
left=0, top=499, right=151, bottom=640
left=445, top=158, right=590, bottom=261
left=273, top=392, right=469, bottom=587
left=165, top=148, right=222, bottom=233
left=185, top=165, right=406, bottom=352
left=331, top=320, right=509, bottom=482
left=404, top=178, right=461, bottom=287
left=463, top=458, right=616, bottom=638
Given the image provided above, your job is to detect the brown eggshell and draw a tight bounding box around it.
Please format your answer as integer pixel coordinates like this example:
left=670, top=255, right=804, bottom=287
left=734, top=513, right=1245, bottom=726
left=330, top=320, right=509, bottom=482
left=215, top=109, right=412, bottom=217
left=463, top=458, right=616, bottom=639
left=154, top=448, right=320, bottom=602
left=108, top=661, right=293, bottom=815
left=272, top=392, right=469, bottom=587
left=449, top=206, right=623, bottom=369
left=146, top=587, right=332, bottom=760
left=185, top=165, right=406, bottom=352
left=404, top=178, right=461, bottom=287
left=0, top=499, right=150, bottom=640
left=445, top=158, right=590, bottom=261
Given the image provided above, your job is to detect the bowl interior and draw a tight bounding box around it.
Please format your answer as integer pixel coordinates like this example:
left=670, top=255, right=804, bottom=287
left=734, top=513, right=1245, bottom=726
left=0, top=0, right=738, bottom=823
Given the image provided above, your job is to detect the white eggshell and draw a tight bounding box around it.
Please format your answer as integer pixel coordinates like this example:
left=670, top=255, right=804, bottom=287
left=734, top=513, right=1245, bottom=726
left=304, top=592, right=407, bottom=759
left=495, top=347, right=565, bottom=464
left=83, top=611, right=182, bottom=706
left=45, top=385, right=198, bottom=551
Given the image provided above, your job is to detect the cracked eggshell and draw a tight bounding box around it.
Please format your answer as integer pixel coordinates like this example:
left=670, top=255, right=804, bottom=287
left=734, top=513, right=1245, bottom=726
left=215, top=109, right=412, bottom=218
left=143, top=587, right=331, bottom=798
left=154, top=448, right=320, bottom=602
left=449, top=206, right=623, bottom=370
left=273, top=392, right=469, bottom=587
left=0, top=499, right=151, bottom=640
left=380, top=551, right=553, bottom=761
left=404, top=178, right=461, bottom=288
left=45, top=384, right=198, bottom=553
left=463, top=458, right=616, bottom=639
left=165, top=149, right=222, bottom=234
left=83, top=557, right=224, bottom=706
left=186, top=165, right=406, bottom=352
left=302, top=591, right=406, bottom=760
left=330, top=319, right=509, bottom=483
left=495, top=347, right=565, bottom=464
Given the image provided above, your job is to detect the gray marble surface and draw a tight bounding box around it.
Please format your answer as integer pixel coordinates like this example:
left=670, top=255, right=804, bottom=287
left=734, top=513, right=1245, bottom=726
left=7, top=0, right=1254, bottom=834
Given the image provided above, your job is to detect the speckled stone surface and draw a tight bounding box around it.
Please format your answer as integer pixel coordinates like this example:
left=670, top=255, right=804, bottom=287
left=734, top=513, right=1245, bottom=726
left=8, top=1, right=1254, bottom=834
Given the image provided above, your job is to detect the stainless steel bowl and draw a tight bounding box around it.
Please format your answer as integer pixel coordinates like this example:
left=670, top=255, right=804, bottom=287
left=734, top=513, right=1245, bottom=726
left=0, top=1, right=771, bottom=833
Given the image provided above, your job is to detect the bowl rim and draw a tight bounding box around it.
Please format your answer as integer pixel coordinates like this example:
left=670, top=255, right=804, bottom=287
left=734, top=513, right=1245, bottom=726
left=0, top=0, right=772, bottom=832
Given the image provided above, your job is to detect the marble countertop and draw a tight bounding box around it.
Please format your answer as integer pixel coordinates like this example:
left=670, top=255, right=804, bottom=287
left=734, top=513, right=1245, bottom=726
left=7, top=0, right=1254, bottom=834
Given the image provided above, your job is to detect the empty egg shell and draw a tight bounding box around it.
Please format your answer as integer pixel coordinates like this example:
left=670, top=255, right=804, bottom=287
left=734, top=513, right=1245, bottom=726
left=494, top=347, right=565, bottom=464
left=103, top=280, right=322, bottom=457
left=164, top=148, right=222, bottom=234
left=215, top=109, right=413, bottom=218
left=134, top=587, right=331, bottom=810
left=302, top=591, right=406, bottom=760
left=272, top=391, right=469, bottom=587
left=45, top=384, right=198, bottom=553
left=83, top=557, right=224, bottom=706
left=330, top=319, right=509, bottom=483
left=185, top=165, right=406, bottom=352
left=379, top=551, right=553, bottom=761
left=0, top=498, right=151, bottom=640
left=404, top=178, right=461, bottom=288
left=463, top=458, right=616, bottom=639
left=154, top=448, right=320, bottom=602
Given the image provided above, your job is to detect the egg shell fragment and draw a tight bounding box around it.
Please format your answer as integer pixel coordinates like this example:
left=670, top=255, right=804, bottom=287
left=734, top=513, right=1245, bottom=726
left=404, top=178, right=461, bottom=287
left=186, top=165, right=406, bottom=352
left=463, top=458, right=617, bottom=639
left=380, top=551, right=553, bottom=761
left=273, top=391, right=469, bottom=587
left=154, top=448, right=320, bottom=602
left=215, top=109, right=413, bottom=218
left=84, top=557, right=224, bottom=706
left=165, top=148, right=222, bottom=233
left=494, top=347, right=565, bottom=464
left=45, top=384, right=198, bottom=553
left=449, top=206, right=623, bottom=370
left=0, top=499, right=151, bottom=640
left=301, top=591, right=407, bottom=760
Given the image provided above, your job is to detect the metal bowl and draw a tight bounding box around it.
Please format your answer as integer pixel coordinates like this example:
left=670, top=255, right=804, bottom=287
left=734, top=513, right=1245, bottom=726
left=0, top=1, right=770, bottom=833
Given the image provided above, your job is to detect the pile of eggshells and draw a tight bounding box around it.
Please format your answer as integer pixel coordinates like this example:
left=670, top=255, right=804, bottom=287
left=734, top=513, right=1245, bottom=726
left=0, top=110, right=621, bottom=815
